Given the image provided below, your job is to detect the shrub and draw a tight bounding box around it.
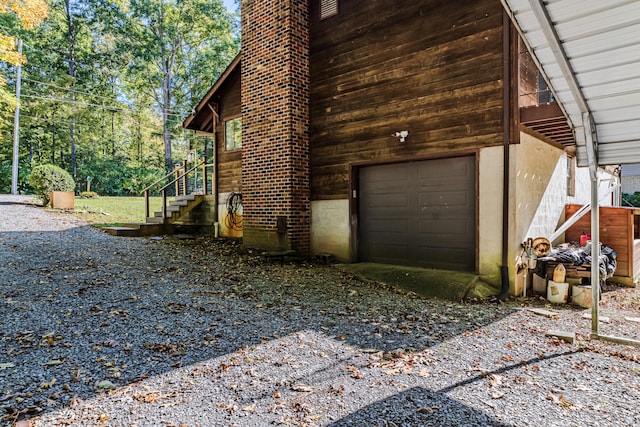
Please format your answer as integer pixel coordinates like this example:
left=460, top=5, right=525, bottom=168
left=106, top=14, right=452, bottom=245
left=29, top=164, right=75, bottom=206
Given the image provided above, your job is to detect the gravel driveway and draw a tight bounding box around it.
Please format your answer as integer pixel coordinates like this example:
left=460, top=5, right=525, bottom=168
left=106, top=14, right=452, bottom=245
left=1, top=194, right=639, bottom=427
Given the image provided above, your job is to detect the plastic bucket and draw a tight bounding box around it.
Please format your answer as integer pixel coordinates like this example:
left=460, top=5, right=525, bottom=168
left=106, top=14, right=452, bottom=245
left=547, top=280, right=569, bottom=304
left=553, top=264, right=566, bottom=283
left=572, top=285, right=592, bottom=308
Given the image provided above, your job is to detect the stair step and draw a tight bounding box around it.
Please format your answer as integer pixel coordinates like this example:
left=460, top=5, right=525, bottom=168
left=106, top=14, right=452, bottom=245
left=102, top=226, right=141, bottom=237
left=146, top=217, right=165, bottom=224
left=175, top=195, right=197, bottom=202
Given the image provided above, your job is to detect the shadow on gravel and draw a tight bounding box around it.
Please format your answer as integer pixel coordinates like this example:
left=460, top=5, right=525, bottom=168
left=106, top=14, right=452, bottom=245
left=329, top=387, right=513, bottom=427
left=0, top=228, right=519, bottom=425
left=330, top=350, right=577, bottom=426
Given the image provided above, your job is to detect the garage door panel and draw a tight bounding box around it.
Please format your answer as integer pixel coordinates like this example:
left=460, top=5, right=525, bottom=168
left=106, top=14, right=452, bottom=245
left=359, top=157, right=476, bottom=271
left=368, top=219, right=409, bottom=233
left=417, top=157, right=471, bottom=179
left=365, top=193, right=409, bottom=208
left=368, top=243, right=409, bottom=261
left=418, top=191, right=469, bottom=208
left=363, top=163, right=410, bottom=183
left=417, top=219, right=471, bottom=235
left=417, top=246, right=472, bottom=270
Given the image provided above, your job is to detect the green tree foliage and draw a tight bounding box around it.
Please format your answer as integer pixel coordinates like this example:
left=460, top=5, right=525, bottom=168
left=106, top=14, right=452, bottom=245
left=622, top=192, right=640, bottom=207
left=1, top=0, right=239, bottom=194
left=29, top=163, right=75, bottom=204
left=125, top=0, right=239, bottom=171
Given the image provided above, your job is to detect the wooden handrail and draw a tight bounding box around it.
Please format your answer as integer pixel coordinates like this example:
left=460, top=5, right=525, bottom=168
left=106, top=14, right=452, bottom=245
left=158, top=160, right=205, bottom=193
left=142, top=160, right=210, bottom=221
left=140, top=166, right=184, bottom=194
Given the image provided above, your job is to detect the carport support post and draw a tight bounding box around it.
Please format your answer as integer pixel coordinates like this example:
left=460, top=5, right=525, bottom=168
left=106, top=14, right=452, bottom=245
left=589, top=173, right=600, bottom=336
left=584, top=112, right=600, bottom=336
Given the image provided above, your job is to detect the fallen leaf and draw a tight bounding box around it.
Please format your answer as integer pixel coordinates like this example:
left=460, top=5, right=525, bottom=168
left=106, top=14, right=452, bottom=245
left=0, top=362, right=16, bottom=370
left=97, top=413, right=109, bottom=423
left=291, top=384, right=314, bottom=392
left=242, top=403, right=256, bottom=412
left=134, top=393, right=158, bottom=403
left=486, top=374, right=502, bottom=388
left=44, top=359, right=65, bottom=366
left=416, top=368, right=430, bottom=377
left=491, top=391, right=504, bottom=399
left=346, top=365, right=365, bottom=379
left=40, top=378, right=57, bottom=389
left=96, top=380, right=116, bottom=390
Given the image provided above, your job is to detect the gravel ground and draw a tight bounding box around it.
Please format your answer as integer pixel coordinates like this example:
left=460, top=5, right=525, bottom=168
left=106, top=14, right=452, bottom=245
left=1, top=194, right=639, bottom=427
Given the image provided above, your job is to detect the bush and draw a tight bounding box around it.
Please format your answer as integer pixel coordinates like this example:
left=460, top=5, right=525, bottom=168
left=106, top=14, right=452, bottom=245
left=29, top=164, right=75, bottom=206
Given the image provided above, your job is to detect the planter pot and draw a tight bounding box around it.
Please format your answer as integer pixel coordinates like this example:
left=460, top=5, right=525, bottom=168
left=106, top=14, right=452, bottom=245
left=50, top=191, right=75, bottom=209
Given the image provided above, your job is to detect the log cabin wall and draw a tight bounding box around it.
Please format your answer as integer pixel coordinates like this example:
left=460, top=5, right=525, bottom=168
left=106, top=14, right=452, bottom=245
left=309, top=0, right=505, bottom=200
left=213, top=68, right=242, bottom=194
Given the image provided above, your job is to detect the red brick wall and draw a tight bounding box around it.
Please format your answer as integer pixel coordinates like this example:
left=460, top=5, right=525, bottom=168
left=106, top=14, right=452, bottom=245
left=241, top=0, right=311, bottom=253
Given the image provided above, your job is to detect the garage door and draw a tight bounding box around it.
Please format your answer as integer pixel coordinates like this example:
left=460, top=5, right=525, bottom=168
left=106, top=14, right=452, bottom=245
left=358, top=156, right=476, bottom=271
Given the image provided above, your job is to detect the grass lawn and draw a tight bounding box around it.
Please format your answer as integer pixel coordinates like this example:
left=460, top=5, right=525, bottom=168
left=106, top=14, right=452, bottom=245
left=72, top=196, right=163, bottom=226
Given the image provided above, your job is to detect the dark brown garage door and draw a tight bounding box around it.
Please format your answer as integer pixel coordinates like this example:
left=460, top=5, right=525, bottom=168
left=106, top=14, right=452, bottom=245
left=358, top=156, right=476, bottom=271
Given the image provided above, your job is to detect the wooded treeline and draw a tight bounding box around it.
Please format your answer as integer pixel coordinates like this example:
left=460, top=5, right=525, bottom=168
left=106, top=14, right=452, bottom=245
left=0, top=0, right=239, bottom=195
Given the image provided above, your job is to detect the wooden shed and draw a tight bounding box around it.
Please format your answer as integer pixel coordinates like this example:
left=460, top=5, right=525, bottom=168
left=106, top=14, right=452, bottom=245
left=565, top=204, right=640, bottom=284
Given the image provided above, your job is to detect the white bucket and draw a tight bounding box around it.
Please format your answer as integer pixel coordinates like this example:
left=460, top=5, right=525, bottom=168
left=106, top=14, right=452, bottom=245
left=572, top=285, right=592, bottom=308
left=547, top=280, right=569, bottom=304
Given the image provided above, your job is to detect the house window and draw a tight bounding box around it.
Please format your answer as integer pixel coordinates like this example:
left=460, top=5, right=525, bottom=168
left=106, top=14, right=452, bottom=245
left=225, top=117, right=242, bottom=151
left=537, top=72, right=555, bottom=104
left=320, top=0, right=338, bottom=20
left=567, top=155, right=576, bottom=197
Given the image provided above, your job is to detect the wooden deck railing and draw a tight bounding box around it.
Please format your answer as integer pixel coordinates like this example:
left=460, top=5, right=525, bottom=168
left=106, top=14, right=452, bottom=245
left=141, top=160, right=213, bottom=220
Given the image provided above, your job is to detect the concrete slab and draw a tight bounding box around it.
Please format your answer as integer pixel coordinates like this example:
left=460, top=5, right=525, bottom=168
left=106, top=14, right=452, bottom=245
left=334, top=263, right=496, bottom=301
left=545, top=329, right=575, bottom=344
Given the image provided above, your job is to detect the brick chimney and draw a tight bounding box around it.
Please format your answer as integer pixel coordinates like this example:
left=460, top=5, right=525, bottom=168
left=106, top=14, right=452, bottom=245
left=241, top=0, right=311, bottom=253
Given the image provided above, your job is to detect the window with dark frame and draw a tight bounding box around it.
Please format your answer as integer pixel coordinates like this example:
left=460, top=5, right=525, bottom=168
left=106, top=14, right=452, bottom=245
left=320, top=0, right=338, bottom=20
left=225, top=117, right=242, bottom=151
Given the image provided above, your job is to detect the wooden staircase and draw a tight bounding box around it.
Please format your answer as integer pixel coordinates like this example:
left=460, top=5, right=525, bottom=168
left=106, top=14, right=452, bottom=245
left=146, top=194, right=204, bottom=225
left=103, top=195, right=205, bottom=237
left=103, top=159, right=214, bottom=238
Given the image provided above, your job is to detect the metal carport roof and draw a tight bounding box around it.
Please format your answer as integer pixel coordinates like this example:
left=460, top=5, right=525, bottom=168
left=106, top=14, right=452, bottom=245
left=501, top=0, right=640, bottom=347
left=501, top=0, right=640, bottom=168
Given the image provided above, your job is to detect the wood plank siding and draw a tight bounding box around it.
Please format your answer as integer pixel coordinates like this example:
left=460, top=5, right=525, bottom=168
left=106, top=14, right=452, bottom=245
left=214, top=70, right=242, bottom=193
left=183, top=58, right=242, bottom=194
left=309, top=0, right=505, bottom=200
left=565, top=204, right=638, bottom=279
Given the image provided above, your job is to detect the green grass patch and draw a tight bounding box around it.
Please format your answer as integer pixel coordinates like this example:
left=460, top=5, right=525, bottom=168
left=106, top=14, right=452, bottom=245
left=72, top=196, right=163, bottom=226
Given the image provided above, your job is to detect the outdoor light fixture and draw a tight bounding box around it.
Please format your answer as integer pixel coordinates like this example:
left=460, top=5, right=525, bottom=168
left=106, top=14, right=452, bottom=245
left=395, top=130, right=409, bottom=143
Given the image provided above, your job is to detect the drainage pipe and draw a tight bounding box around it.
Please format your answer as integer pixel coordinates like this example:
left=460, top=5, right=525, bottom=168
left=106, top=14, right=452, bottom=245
left=498, top=11, right=512, bottom=301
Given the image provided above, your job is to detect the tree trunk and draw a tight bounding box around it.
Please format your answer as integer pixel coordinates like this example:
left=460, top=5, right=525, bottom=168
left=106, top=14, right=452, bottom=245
left=65, top=0, right=77, bottom=177
left=51, top=128, right=56, bottom=165
left=162, top=60, right=173, bottom=172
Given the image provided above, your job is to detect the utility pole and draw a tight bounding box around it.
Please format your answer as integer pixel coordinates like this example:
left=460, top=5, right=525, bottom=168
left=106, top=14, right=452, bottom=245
left=11, top=39, right=23, bottom=195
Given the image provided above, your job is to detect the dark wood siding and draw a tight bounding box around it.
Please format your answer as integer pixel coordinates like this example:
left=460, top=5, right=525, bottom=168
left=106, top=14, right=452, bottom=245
left=309, top=0, right=504, bottom=200
left=214, top=70, right=242, bottom=193
left=359, top=156, right=476, bottom=271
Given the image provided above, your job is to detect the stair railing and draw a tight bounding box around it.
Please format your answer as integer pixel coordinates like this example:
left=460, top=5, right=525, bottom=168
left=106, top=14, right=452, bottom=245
left=141, top=159, right=215, bottom=221
left=141, top=164, right=186, bottom=219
